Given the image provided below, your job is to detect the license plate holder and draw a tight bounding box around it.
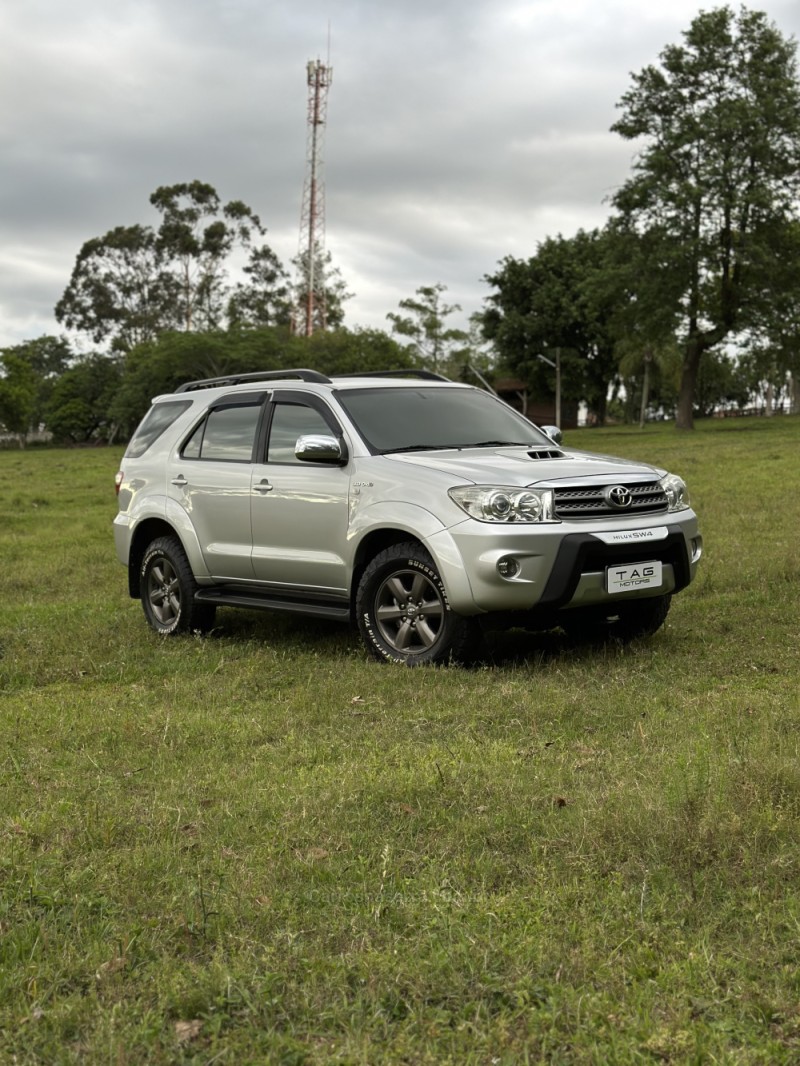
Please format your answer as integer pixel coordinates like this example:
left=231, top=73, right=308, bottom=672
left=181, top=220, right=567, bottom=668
left=606, top=560, right=663, bottom=594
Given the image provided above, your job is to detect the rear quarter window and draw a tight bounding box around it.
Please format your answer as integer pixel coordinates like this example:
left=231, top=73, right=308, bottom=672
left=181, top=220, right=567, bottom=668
left=125, top=401, right=193, bottom=458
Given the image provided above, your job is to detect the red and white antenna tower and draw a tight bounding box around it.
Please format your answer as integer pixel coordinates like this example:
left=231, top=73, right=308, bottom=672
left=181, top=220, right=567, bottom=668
left=298, top=57, right=333, bottom=336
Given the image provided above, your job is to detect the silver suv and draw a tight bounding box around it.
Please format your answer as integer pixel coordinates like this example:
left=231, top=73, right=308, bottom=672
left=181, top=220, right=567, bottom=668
left=114, top=369, right=702, bottom=664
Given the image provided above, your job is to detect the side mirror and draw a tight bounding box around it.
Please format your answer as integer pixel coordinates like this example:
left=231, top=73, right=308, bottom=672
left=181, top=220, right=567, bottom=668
left=295, top=434, right=347, bottom=464
left=541, top=425, right=563, bottom=445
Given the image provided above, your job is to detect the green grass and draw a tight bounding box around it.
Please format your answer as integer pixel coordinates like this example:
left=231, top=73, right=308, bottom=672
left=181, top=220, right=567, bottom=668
left=1, top=418, right=799, bottom=1064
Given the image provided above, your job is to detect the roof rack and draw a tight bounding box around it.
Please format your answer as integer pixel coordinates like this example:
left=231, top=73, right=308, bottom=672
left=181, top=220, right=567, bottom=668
left=175, top=369, right=331, bottom=393
left=174, top=367, right=453, bottom=394
left=333, top=369, right=451, bottom=382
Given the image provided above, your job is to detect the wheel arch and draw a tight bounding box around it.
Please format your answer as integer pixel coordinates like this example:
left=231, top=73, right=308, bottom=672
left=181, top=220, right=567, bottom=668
left=128, top=519, right=186, bottom=598
left=350, top=529, right=425, bottom=613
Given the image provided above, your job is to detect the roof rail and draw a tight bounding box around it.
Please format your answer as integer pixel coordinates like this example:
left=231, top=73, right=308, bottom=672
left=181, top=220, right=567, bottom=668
left=333, top=369, right=451, bottom=382
left=175, top=369, right=331, bottom=393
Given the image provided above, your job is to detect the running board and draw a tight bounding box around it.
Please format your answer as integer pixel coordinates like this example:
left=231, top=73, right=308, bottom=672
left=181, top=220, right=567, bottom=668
left=194, top=588, right=351, bottom=621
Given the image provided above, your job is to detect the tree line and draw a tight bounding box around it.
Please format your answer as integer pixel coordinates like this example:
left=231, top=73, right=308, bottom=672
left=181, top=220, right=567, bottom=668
left=2, top=5, right=800, bottom=445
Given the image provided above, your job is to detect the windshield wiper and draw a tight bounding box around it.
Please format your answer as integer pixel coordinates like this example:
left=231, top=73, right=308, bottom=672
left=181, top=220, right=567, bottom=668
left=381, top=440, right=536, bottom=454
left=463, top=440, right=533, bottom=448
left=379, top=444, right=458, bottom=455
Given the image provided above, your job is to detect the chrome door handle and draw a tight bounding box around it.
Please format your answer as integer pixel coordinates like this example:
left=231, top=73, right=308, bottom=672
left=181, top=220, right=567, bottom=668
left=254, top=479, right=273, bottom=493
left=171, top=475, right=188, bottom=487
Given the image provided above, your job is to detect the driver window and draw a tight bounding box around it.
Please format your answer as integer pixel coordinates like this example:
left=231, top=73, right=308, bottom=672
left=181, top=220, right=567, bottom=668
left=267, top=403, right=332, bottom=464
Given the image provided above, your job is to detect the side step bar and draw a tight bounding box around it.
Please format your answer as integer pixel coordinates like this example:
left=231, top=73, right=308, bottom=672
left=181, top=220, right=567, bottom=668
left=194, top=587, right=351, bottom=622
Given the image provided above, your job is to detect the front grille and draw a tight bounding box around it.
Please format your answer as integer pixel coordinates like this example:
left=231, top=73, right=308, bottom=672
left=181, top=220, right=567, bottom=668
left=553, top=480, right=668, bottom=519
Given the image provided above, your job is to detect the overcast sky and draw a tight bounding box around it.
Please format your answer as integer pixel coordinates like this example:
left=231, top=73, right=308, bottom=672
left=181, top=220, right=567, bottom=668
left=3, top=0, right=800, bottom=350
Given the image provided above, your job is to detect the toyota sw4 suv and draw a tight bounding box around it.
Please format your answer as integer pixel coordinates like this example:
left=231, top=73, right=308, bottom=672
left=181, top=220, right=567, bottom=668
left=114, top=369, right=702, bottom=664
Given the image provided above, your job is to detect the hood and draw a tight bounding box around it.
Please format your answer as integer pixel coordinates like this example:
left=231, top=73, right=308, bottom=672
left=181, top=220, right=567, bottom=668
left=385, top=446, right=663, bottom=487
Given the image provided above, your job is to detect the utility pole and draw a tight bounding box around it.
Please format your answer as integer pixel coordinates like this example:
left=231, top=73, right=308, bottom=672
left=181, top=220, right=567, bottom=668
left=297, top=58, right=333, bottom=337
left=536, top=350, right=561, bottom=426
left=639, top=348, right=652, bottom=429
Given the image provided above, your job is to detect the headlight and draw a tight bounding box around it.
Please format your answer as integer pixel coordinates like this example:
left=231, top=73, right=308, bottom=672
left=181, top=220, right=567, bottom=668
left=448, top=486, right=558, bottom=523
left=660, top=473, right=691, bottom=512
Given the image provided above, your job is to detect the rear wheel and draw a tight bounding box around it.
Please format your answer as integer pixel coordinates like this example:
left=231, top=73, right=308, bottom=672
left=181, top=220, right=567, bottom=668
left=140, top=536, right=216, bottom=635
left=356, top=542, right=479, bottom=664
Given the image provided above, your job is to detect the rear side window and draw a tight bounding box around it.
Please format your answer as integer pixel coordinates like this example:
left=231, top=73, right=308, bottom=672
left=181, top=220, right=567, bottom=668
left=126, top=401, right=192, bottom=458
left=182, top=403, right=261, bottom=462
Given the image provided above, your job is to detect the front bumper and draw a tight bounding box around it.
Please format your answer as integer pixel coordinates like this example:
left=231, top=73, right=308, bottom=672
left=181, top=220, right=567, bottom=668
left=426, top=513, right=702, bottom=616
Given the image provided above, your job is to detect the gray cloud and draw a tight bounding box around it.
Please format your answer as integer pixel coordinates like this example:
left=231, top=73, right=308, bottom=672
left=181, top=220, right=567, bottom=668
left=3, top=0, right=800, bottom=346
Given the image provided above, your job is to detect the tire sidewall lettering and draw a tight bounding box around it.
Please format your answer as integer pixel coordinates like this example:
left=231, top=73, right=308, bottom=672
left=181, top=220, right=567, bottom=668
left=405, top=557, right=451, bottom=612
left=361, top=608, right=407, bottom=663
left=360, top=554, right=450, bottom=663
left=356, top=542, right=476, bottom=665
left=141, top=547, right=164, bottom=580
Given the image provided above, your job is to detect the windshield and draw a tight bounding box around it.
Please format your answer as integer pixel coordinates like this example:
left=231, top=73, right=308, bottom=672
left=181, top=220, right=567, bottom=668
left=336, top=386, right=553, bottom=454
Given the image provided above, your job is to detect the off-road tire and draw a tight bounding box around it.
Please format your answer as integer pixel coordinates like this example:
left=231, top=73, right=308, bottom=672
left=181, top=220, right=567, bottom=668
left=356, top=542, right=480, bottom=665
left=140, top=536, right=216, bottom=635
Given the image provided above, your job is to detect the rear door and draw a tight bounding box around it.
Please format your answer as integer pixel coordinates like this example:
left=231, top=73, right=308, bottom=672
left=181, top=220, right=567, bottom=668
left=168, top=392, right=267, bottom=580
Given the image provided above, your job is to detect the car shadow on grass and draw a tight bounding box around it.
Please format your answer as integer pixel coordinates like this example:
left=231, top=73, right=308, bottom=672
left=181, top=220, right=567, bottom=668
left=208, top=608, right=636, bottom=670
left=212, top=608, right=359, bottom=658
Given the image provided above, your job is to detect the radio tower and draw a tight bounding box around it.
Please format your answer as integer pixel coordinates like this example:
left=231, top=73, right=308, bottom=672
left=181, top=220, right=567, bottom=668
left=298, top=57, right=333, bottom=336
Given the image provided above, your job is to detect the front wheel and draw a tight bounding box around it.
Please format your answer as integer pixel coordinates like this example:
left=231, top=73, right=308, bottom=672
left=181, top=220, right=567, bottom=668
left=140, top=536, right=216, bottom=635
left=356, top=542, right=479, bottom=665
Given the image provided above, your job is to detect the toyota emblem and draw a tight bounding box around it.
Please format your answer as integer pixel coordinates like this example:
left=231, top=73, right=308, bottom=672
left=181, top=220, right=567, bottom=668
left=605, top=485, right=633, bottom=509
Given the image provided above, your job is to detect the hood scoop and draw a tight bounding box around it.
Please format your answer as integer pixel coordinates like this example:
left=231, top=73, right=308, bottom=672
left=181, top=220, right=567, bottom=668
left=527, top=448, right=565, bottom=460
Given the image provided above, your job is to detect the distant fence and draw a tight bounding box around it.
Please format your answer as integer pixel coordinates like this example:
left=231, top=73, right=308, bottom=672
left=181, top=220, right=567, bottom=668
left=711, top=405, right=796, bottom=418
left=0, top=429, right=53, bottom=448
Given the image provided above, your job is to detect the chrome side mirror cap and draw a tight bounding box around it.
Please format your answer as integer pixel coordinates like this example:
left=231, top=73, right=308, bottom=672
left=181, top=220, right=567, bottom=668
left=541, top=425, right=562, bottom=445
left=295, top=434, right=347, bottom=464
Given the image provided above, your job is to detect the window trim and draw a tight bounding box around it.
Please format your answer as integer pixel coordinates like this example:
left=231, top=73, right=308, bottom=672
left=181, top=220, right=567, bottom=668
left=179, top=393, right=269, bottom=463
left=258, top=391, right=346, bottom=465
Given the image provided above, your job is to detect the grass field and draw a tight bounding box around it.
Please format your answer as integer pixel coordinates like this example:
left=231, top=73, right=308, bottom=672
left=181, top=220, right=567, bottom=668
left=1, top=416, right=799, bottom=1064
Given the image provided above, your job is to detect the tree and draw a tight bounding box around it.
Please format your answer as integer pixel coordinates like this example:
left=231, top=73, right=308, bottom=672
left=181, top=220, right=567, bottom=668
left=615, top=336, right=681, bottom=425
left=736, top=220, right=800, bottom=412
left=150, top=181, right=265, bottom=332
left=292, top=246, right=353, bottom=335
left=228, top=245, right=293, bottom=329
left=454, top=313, right=497, bottom=385
left=111, top=325, right=408, bottom=437
left=482, top=230, right=620, bottom=423
left=735, top=340, right=799, bottom=412
left=110, top=327, right=293, bottom=435
left=44, top=353, right=123, bottom=444
left=386, top=284, right=469, bottom=375
left=0, top=352, right=38, bottom=446
left=55, top=223, right=178, bottom=351
left=611, top=6, right=800, bottom=429
left=56, top=181, right=287, bottom=351
left=300, top=326, right=413, bottom=376
left=0, top=336, right=72, bottom=428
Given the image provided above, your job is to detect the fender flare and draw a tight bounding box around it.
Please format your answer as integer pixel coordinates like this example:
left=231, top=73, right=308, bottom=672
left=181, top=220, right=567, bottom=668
left=126, top=495, right=211, bottom=582
left=349, top=502, right=479, bottom=615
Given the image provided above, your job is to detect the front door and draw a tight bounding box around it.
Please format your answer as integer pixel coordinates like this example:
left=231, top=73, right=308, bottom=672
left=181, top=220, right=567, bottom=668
left=250, top=397, right=350, bottom=594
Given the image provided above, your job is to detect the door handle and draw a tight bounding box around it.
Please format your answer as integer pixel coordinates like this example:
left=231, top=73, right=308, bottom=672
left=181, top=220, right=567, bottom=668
left=171, top=475, right=188, bottom=487
left=254, top=479, right=273, bottom=493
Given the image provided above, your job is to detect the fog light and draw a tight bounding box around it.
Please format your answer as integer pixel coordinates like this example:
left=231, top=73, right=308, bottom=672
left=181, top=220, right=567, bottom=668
left=497, top=556, right=520, bottom=578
